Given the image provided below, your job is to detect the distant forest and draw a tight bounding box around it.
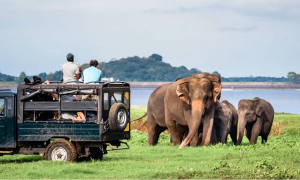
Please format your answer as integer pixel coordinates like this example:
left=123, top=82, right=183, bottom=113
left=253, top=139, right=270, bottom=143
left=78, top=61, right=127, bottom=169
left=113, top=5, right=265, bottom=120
left=0, top=54, right=298, bottom=83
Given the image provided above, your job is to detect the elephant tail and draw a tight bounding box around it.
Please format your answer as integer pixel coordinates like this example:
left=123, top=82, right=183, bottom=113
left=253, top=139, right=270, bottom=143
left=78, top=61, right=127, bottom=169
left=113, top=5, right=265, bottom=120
left=131, top=113, right=148, bottom=122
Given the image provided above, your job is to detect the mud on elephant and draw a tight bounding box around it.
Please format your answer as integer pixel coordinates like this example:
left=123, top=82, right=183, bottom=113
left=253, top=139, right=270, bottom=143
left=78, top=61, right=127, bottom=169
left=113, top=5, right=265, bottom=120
left=236, top=97, right=274, bottom=145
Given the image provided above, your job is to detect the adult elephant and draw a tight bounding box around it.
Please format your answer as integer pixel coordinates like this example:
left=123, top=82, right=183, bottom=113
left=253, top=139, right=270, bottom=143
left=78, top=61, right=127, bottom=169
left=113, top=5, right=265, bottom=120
left=212, top=100, right=238, bottom=144
left=147, top=73, right=221, bottom=147
left=236, top=97, right=274, bottom=145
left=164, top=73, right=222, bottom=148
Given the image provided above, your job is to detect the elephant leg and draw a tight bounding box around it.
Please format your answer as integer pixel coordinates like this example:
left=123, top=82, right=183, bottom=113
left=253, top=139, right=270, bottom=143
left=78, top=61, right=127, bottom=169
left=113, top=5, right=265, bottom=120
left=165, top=111, right=181, bottom=146
left=210, top=126, right=218, bottom=145
left=198, top=133, right=203, bottom=145
left=148, top=114, right=164, bottom=145
left=261, top=133, right=269, bottom=143
left=250, top=118, right=262, bottom=144
left=220, top=122, right=228, bottom=144
left=229, top=125, right=237, bottom=145
left=176, top=124, right=188, bottom=143
left=245, top=124, right=252, bottom=142
left=154, top=125, right=167, bottom=145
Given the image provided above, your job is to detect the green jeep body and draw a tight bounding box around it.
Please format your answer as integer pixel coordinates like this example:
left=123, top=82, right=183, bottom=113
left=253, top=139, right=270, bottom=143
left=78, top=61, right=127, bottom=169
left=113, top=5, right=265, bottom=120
left=0, top=82, right=130, bottom=161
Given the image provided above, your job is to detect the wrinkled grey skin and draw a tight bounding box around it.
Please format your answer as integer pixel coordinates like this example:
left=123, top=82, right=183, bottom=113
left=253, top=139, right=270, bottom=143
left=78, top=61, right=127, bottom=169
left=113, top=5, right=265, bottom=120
left=147, top=83, right=190, bottom=145
left=147, top=83, right=170, bottom=145
left=165, top=74, right=222, bottom=148
left=236, top=97, right=274, bottom=145
left=147, top=73, right=222, bottom=147
left=211, top=100, right=238, bottom=144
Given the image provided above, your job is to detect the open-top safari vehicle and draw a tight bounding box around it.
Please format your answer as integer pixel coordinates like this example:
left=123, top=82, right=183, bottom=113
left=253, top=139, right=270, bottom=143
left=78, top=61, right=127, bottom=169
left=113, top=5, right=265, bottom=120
left=0, top=81, right=130, bottom=161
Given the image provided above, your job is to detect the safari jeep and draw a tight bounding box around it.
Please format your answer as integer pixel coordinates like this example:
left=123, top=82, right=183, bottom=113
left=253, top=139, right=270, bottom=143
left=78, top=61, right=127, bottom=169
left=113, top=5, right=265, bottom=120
left=0, top=81, right=130, bottom=161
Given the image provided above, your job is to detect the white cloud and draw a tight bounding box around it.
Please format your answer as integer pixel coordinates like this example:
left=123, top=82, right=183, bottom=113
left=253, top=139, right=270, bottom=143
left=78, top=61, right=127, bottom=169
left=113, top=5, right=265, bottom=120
left=0, top=0, right=299, bottom=77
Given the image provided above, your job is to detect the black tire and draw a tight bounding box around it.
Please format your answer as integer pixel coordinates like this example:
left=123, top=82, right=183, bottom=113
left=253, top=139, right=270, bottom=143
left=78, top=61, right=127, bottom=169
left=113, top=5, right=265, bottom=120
left=45, top=139, right=77, bottom=161
left=108, top=103, right=129, bottom=131
left=89, top=147, right=103, bottom=160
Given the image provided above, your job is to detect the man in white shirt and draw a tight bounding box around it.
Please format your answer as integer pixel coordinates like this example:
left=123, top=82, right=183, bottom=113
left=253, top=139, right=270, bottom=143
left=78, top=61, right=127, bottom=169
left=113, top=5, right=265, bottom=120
left=62, top=53, right=82, bottom=83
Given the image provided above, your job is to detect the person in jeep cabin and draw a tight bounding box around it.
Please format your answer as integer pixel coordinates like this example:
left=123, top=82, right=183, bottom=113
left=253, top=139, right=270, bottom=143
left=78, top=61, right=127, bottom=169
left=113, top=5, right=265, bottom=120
left=62, top=53, right=82, bottom=83
left=82, top=60, right=102, bottom=84
left=45, top=80, right=86, bottom=121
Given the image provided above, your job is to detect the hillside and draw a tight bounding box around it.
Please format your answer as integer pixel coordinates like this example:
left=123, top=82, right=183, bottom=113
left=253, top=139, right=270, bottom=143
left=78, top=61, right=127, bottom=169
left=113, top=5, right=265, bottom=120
left=82, top=54, right=201, bottom=82
left=1, top=54, right=294, bottom=83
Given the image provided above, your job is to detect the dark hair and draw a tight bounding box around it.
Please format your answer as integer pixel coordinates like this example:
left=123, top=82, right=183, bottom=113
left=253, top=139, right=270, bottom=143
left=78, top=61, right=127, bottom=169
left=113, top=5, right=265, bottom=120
left=90, top=60, right=99, bottom=67
left=66, top=53, right=74, bottom=62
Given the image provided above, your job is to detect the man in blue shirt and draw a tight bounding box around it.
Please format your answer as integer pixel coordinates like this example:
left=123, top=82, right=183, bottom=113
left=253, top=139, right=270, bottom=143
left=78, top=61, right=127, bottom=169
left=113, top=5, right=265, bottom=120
left=82, top=60, right=102, bottom=84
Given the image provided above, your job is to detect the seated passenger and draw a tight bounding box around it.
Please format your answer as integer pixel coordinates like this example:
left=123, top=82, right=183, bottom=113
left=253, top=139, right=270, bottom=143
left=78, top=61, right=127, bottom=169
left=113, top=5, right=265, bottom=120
left=54, top=111, right=85, bottom=122
left=62, top=53, right=82, bottom=83
left=82, top=60, right=102, bottom=84
left=45, top=80, right=86, bottom=121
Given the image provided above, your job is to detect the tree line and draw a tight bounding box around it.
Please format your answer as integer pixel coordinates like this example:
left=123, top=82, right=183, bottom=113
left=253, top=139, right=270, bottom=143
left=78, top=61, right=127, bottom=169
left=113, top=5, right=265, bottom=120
left=0, top=54, right=296, bottom=83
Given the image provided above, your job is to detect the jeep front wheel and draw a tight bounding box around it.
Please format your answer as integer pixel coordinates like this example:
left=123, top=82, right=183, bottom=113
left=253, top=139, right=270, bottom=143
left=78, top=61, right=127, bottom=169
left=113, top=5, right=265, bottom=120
left=108, top=103, right=129, bottom=131
left=45, top=140, right=77, bottom=161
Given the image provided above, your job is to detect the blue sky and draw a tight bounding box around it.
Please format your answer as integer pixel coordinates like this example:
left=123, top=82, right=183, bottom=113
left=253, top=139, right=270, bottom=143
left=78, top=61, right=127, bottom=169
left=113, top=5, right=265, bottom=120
left=0, top=0, right=299, bottom=77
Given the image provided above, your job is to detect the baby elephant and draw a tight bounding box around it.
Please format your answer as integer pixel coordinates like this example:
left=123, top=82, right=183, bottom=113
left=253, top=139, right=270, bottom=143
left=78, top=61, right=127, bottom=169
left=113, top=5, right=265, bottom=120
left=236, top=97, right=274, bottom=145
left=212, top=100, right=238, bottom=144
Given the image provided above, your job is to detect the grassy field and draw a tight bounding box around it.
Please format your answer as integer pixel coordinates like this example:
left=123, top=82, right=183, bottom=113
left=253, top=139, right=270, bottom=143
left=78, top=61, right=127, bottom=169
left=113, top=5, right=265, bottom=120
left=0, top=106, right=299, bottom=179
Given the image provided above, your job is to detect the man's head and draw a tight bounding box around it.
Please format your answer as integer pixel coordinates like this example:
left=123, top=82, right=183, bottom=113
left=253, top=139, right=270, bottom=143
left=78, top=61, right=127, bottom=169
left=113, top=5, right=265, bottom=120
left=90, top=60, right=99, bottom=68
left=66, top=53, right=74, bottom=62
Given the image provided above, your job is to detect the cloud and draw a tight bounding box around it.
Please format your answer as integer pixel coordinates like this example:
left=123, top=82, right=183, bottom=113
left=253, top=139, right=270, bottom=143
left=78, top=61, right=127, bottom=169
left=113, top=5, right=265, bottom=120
left=218, top=26, right=258, bottom=32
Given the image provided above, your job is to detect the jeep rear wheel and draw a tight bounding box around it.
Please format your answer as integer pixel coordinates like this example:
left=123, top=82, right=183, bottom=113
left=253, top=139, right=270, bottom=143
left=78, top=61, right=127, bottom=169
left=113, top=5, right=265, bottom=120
left=108, top=103, right=129, bottom=131
left=45, top=140, right=77, bottom=161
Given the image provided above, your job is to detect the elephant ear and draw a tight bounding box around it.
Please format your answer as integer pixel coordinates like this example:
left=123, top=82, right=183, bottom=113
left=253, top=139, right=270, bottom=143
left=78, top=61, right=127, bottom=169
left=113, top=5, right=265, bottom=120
left=176, top=82, right=191, bottom=105
left=255, top=101, right=264, bottom=116
left=212, top=82, right=222, bottom=103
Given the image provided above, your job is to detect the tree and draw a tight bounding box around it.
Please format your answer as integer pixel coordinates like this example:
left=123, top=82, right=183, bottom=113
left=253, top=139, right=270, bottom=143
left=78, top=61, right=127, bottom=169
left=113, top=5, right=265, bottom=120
left=149, top=54, right=163, bottom=61
left=38, top=72, right=47, bottom=81
left=46, top=73, right=55, bottom=81
left=18, top=72, right=27, bottom=83
left=191, top=68, right=202, bottom=74
left=54, top=71, right=63, bottom=81
left=6, top=76, right=14, bottom=81
left=287, top=72, right=297, bottom=82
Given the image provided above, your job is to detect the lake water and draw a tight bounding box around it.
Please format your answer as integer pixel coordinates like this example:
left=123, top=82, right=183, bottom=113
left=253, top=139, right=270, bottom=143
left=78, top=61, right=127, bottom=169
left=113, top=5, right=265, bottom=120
left=131, top=89, right=300, bottom=114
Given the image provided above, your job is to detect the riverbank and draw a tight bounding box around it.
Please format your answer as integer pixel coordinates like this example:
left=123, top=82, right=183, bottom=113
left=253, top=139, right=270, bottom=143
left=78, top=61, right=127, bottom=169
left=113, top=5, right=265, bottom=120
left=1, top=82, right=300, bottom=90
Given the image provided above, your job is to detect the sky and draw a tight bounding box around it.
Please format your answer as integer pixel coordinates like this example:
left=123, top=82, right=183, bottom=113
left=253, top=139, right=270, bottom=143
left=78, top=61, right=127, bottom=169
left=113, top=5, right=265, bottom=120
left=0, top=0, right=299, bottom=78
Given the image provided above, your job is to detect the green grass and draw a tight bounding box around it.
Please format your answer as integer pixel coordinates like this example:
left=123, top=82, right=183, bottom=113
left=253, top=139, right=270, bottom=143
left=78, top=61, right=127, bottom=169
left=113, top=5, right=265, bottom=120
left=0, top=107, right=299, bottom=179
left=130, top=105, right=147, bottom=120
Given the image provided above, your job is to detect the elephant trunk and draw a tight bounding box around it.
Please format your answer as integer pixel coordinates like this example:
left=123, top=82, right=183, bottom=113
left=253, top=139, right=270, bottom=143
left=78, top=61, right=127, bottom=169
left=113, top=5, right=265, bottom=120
left=236, top=116, right=246, bottom=145
left=179, top=100, right=204, bottom=149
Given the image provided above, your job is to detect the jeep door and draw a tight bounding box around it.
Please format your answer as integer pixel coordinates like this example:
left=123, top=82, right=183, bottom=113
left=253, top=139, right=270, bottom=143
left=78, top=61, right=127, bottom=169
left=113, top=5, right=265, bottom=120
left=0, top=96, right=16, bottom=148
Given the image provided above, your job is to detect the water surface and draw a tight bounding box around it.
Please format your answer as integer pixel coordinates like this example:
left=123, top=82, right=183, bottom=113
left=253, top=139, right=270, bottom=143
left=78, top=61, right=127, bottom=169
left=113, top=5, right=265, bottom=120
left=131, top=89, right=300, bottom=114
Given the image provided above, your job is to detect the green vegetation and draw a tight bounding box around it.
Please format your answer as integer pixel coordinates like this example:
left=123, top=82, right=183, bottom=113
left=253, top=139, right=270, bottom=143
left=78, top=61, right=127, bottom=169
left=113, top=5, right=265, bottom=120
left=0, top=72, right=16, bottom=82
left=1, top=54, right=295, bottom=83
left=131, top=105, right=147, bottom=120
left=0, top=107, right=299, bottom=179
left=287, top=72, right=300, bottom=83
